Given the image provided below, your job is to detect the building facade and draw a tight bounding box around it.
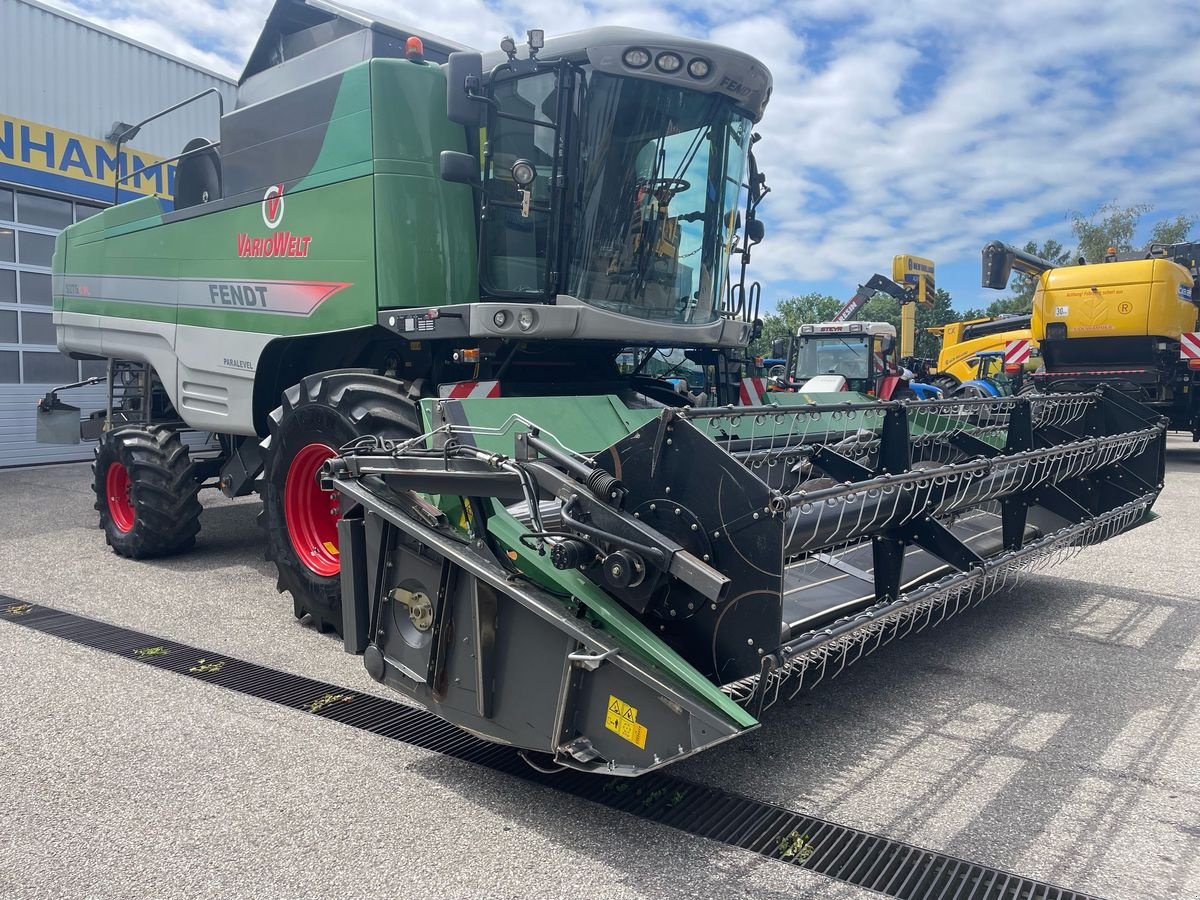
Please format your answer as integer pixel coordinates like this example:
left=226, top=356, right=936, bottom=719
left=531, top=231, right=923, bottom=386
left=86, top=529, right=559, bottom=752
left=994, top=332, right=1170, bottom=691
left=0, top=0, right=235, bottom=466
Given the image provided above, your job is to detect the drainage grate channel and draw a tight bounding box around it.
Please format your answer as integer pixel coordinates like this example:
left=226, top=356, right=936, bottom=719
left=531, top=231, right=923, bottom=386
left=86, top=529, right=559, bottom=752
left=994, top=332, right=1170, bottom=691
left=1, top=597, right=1100, bottom=900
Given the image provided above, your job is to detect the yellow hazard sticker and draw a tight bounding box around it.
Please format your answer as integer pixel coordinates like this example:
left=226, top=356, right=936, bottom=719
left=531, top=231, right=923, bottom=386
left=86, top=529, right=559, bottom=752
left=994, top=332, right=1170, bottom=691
left=605, top=694, right=648, bottom=750
left=323, top=541, right=339, bottom=556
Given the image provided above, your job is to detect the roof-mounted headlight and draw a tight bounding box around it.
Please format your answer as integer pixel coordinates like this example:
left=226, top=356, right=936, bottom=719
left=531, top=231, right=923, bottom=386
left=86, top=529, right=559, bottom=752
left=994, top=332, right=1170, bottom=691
left=687, top=58, right=711, bottom=79
left=655, top=52, right=683, bottom=73
left=623, top=47, right=651, bottom=69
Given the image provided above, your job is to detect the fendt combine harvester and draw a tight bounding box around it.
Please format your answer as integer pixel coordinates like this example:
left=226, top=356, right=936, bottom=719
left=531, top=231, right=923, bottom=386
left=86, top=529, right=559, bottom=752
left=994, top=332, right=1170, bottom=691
left=42, top=0, right=1167, bottom=775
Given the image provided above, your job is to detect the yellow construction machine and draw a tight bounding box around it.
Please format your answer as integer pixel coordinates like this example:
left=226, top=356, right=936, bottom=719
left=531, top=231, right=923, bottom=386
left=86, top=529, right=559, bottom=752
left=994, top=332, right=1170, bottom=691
left=983, top=240, right=1200, bottom=438
left=927, top=314, right=1038, bottom=392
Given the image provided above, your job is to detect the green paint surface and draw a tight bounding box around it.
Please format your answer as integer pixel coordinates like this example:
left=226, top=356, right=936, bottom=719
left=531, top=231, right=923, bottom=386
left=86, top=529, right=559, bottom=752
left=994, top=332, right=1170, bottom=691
left=487, top=508, right=757, bottom=730
left=370, top=59, right=478, bottom=308
left=422, top=395, right=661, bottom=456
left=54, top=56, right=479, bottom=333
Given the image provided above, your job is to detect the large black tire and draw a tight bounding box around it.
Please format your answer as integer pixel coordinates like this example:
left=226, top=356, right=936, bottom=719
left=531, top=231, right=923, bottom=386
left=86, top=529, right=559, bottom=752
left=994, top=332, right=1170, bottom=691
left=952, top=383, right=989, bottom=399
left=260, top=371, right=420, bottom=635
left=93, top=425, right=202, bottom=558
left=930, top=374, right=959, bottom=393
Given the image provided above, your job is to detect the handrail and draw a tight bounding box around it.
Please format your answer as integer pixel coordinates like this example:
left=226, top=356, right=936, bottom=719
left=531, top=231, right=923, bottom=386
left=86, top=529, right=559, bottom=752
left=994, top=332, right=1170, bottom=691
left=116, top=140, right=221, bottom=201
left=112, top=87, right=225, bottom=203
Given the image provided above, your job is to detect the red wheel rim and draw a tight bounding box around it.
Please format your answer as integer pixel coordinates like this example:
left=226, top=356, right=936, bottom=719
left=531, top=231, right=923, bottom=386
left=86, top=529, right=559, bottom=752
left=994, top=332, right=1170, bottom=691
left=105, top=461, right=135, bottom=533
left=284, top=443, right=341, bottom=577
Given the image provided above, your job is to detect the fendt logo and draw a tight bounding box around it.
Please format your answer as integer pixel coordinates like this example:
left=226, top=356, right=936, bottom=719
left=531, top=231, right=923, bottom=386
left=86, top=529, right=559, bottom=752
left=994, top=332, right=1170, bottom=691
left=236, top=182, right=313, bottom=258
left=262, top=183, right=285, bottom=229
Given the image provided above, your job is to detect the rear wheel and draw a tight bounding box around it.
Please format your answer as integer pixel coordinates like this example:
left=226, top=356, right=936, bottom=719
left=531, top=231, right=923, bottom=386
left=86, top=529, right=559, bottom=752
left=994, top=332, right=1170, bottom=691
left=92, top=425, right=203, bottom=558
left=952, top=382, right=990, bottom=399
left=260, top=371, right=420, bottom=634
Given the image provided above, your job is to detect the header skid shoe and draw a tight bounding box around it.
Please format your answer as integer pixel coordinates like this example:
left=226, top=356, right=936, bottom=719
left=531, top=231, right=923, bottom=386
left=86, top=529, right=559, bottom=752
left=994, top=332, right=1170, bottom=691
left=325, top=389, right=1165, bottom=774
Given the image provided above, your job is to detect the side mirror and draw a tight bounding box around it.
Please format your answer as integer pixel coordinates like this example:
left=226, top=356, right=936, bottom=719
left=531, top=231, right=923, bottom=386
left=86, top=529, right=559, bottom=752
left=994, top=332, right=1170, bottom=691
left=879, top=335, right=895, bottom=354
left=770, top=338, right=785, bottom=359
left=446, top=52, right=484, bottom=126
left=439, top=150, right=479, bottom=185
left=981, top=241, right=1013, bottom=290
left=745, top=217, right=765, bottom=245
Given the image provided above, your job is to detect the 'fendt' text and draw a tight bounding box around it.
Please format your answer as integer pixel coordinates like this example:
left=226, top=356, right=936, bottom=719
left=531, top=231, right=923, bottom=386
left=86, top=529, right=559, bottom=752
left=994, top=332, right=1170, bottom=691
left=236, top=231, right=312, bottom=258
left=209, top=283, right=268, bottom=307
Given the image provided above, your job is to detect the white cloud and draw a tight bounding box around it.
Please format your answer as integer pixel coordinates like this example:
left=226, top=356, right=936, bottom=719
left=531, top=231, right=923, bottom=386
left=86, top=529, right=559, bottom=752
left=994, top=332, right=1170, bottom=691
left=43, top=0, right=1200, bottom=306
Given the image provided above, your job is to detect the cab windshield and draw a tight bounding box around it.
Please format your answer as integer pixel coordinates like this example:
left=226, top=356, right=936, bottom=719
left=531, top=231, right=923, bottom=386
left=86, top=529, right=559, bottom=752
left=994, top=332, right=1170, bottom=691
left=796, top=335, right=871, bottom=380
left=569, top=72, right=751, bottom=324
left=477, top=66, right=751, bottom=324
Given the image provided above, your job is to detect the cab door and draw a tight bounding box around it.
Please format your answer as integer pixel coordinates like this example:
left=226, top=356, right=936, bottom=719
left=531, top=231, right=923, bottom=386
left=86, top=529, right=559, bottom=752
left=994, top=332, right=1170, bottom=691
left=478, top=63, right=574, bottom=299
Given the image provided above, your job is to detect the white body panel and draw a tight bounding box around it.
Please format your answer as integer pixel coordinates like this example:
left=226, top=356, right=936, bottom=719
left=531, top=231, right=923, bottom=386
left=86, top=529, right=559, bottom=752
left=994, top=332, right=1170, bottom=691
left=800, top=374, right=847, bottom=392
left=174, top=325, right=275, bottom=435
left=56, top=309, right=271, bottom=436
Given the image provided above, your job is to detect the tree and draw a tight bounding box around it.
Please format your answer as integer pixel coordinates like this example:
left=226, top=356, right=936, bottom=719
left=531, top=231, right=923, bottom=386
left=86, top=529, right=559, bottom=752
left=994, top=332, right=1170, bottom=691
left=1069, top=201, right=1151, bottom=263
left=1149, top=214, right=1197, bottom=247
left=752, top=292, right=842, bottom=355
left=913, top=288, right=962, bottom=359
left=1069, top=202, right=1196, bottom=263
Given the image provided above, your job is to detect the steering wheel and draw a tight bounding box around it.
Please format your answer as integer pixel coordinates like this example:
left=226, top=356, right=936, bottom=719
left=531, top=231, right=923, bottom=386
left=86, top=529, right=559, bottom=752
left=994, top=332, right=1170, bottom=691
left=638, top=177, right=691, bottom=197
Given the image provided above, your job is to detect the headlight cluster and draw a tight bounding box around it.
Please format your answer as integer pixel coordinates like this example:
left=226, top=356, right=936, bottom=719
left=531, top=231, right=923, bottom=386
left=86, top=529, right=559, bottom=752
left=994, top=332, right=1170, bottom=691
left=622, top=47, right=711, bottom=80
left=491, top=307, right=538, bottom=332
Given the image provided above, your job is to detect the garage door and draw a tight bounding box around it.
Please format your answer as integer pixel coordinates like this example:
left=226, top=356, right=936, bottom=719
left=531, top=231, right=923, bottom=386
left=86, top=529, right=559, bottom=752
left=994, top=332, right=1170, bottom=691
left=0, top=184, right=110, bottom=466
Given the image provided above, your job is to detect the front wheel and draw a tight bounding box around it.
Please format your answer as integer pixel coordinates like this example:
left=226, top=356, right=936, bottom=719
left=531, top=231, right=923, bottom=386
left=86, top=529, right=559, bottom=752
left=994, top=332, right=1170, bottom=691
left=260, top=372, right=420, bottom=634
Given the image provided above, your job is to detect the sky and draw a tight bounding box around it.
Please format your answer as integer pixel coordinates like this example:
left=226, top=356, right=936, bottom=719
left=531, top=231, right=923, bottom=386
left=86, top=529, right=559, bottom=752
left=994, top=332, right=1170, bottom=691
left=44, top=0, right=1200, bottom=314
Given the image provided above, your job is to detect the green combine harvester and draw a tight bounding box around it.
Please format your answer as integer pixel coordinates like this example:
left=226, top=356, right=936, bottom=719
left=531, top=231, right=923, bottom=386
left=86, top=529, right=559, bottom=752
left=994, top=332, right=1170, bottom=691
left=40, top=0, right=1166, bottom=775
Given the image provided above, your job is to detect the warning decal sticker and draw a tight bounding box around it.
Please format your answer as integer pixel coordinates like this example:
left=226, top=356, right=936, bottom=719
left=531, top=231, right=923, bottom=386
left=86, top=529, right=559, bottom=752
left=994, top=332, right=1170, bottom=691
left=606, top=694, right=648, bottom=750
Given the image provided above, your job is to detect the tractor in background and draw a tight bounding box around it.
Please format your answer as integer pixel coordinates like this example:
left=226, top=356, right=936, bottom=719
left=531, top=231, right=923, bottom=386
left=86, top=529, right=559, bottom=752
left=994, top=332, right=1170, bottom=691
left=927, top=314, right=1038, bottom=393
left=764, top=321, right=941, bottom=400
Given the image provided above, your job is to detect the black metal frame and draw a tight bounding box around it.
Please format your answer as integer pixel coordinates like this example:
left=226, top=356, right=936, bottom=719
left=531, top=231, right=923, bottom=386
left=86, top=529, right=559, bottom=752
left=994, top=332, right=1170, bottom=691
left=111, top=87, right=225, bottom=204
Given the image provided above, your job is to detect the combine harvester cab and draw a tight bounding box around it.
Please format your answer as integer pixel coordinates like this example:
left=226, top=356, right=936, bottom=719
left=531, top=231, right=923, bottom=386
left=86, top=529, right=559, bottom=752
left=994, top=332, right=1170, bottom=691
left=328, top=385, right=1166, bottom=775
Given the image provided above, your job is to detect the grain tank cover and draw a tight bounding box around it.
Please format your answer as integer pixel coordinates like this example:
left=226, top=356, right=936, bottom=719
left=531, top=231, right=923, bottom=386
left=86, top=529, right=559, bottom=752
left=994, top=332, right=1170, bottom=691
left=238, top=0, right=471, bottom=107
left=1034, top=258, right=1196, bottom=342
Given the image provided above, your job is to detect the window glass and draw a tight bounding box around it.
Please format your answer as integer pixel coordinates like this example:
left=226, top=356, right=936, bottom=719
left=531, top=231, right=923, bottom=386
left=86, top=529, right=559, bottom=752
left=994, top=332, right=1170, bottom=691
left=0, top=228, right=13, bottom=263
left=18, top=231, right=55, bottom=267
left=0, top=350, right=18, bottom=382
left=19, top=272, right=51, bottom=305
left=795, top=336, right=871, bottom=380
left=17, top=192, right=72, bottom=229
left=22, top=350, right=77, bottom=384
left=0, top=269, right=15, bottom=303
left=0, top=188, right=13, bottom=221
left=566, top=72, right=750, bottom=324
left=21, top=311, right=55, bottom=345
left=0, top=309, right=16, bottom=342
left=75, top=203, right=105, bottom=221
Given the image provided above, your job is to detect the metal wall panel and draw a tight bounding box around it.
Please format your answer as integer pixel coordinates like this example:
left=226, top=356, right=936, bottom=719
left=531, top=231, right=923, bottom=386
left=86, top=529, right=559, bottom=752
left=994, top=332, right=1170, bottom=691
left=0, top=0, right=238, bottom=467
left=0, top=0, right=236, bottom=157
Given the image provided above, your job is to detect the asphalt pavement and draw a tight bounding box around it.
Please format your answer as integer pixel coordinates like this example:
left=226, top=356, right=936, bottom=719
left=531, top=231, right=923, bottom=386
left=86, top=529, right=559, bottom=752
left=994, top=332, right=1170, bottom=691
left=1, top=434, right=1197, bottom=899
